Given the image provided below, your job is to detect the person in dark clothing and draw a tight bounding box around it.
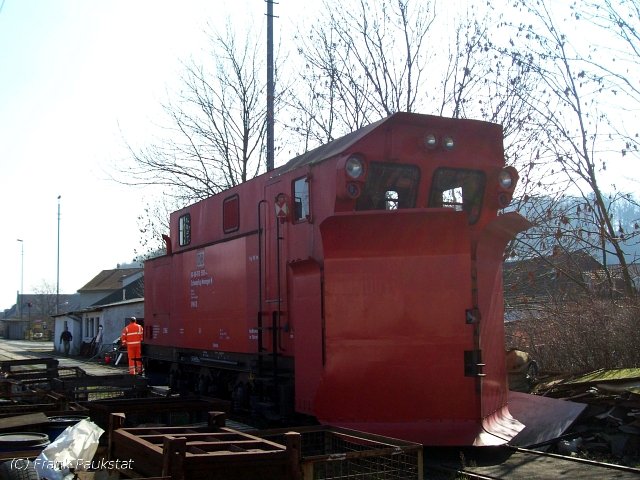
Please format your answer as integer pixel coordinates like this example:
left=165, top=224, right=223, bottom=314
left=60, top=328, right=72, bottom=355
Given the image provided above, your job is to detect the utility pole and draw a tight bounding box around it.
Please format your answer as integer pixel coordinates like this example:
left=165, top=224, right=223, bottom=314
left=17, top=239, right=23, bottom=319
left=56, top=195, right=61, bottom=315
left=266, top=0, right=276, bottom=172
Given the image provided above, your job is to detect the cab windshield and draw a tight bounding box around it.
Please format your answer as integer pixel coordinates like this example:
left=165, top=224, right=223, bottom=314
left=356, top=163, right=420, bottom=211
left=428, top=168, right=485, bottom=224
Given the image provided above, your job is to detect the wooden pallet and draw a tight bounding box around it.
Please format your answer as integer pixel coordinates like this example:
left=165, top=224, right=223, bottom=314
left=108, top=412, right=300, bottom=480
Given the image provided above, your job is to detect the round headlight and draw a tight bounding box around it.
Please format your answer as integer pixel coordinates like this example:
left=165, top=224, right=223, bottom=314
left=424, top=133, right=437, bottom=148
left=345, top=155, right=365, bottom=179
left=443, top=136, right=455, bottom=150
left=499, top=169, right=513, bottom=189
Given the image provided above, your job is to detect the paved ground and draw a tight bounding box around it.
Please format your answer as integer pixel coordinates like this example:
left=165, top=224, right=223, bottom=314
left=0, top=338, right=129, bottom=376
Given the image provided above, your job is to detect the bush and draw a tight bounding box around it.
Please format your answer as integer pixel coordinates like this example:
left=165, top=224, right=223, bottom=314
left=505, top=299, right=640, bottom=374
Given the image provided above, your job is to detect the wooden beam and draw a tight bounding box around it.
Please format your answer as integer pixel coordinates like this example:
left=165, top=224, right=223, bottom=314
left=0, top=412, right=48, bottom=431
left=162, top=436, right=186, bottom=480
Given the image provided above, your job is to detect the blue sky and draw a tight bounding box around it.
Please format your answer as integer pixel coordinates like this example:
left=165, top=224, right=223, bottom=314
left=0, top=0, right=290, bottom=309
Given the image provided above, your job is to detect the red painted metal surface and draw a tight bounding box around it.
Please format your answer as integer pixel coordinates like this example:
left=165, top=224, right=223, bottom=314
left=143, top=112, right=529, bottom=446
left=476, top=213, right=533, bottom=434
left=288, top=259, right=323, bottom=415
left=315, top=210, right=475, bottom=444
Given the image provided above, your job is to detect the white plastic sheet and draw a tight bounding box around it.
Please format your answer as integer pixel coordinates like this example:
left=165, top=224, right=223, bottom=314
left=34, top=419, right=104, bottom=480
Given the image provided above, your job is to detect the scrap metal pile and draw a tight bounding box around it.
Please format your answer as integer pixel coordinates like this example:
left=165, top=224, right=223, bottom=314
left=0, top=357, right=423, bottom=479
left=532, top=367, right=640, bottom=465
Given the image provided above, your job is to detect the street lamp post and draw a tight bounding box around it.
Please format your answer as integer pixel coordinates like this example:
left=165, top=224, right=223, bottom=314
left=17, top=239, right=23, bottom=319
left=56, top=195, right=61, bottom=315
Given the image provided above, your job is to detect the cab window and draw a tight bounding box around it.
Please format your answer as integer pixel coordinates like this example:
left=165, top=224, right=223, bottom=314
left=428, top=168, right=485, bottom=224
left=223, top=195, right=240, bottom=233
left=179, top=213, right=191, bottom=246
left=293, top=177, right=310, bottom=221
left=356, top=163, right=420, bottom=211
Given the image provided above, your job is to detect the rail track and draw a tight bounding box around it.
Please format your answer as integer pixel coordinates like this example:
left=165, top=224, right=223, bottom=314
left=425, top=445, right=640, bottom=479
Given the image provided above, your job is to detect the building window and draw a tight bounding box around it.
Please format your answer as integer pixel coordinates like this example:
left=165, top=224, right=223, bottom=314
left=83, top=316, right=100, bottom=340
left=293, top=177, right=310, bottom=221
left=179, top=214, right=191, bottom=246
left=223, top=195, right=240, bottom=233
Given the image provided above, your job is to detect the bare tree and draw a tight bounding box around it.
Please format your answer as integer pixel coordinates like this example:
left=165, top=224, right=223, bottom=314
left=291, top=0, right=541, bottom=188
left=438, top=10, right=491, bottom=120
left=580, top=1, right=640, bottom=109
left=115, top=22, right=286, bottom=258
left=578, top=0, right=640, bottom=190
left=436, top=4, right=544, bottom=200
left=499, top=0, right=639, bottom=297
left=32, top=281, right=57, bottom=319
left=134, top=197, right=176, bottom=261
left=290, top=0, right=435, bottom=145
left=118, top=23, right=271, bottom=205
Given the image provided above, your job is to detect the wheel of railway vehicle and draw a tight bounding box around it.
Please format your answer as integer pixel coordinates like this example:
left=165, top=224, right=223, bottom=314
left=0, top=459, right=39, bottom=480
left=197, top=367, right=212, bottom=394
left=168, top=362, right=180, bottom=391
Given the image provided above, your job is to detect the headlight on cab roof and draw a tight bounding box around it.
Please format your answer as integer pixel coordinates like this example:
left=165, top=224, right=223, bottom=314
left=443, top=136, right=455, bottom=150
left=424, top=133, right=437, bottom=148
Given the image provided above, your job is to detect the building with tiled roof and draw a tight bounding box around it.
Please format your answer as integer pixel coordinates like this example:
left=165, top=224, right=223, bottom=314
left=77, top=267, right=143, bottom=308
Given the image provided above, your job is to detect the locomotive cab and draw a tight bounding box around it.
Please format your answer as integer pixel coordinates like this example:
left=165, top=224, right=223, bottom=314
left=305, top=117, right=530, bottom=445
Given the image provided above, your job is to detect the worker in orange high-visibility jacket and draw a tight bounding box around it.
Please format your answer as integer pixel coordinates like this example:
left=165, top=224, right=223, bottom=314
left=121, top=317, right=144, bottom=375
